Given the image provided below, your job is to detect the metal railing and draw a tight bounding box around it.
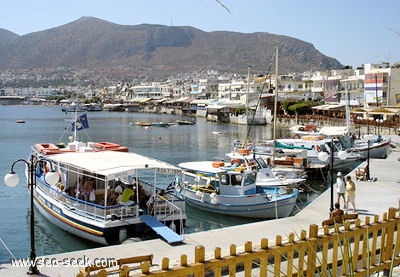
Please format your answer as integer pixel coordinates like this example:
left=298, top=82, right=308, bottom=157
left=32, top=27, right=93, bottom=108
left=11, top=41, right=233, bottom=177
left=35, top=180, right=138, bottom=221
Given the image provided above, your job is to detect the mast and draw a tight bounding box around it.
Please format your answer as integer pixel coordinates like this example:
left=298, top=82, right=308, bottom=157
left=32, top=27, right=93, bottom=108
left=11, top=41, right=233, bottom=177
left=272, top=47, right=278, bottom=165
left=273, top=47, right=278, bottom=140
left=73, top=108, right=78, bottom=142
left=246, top=65, right=251, bottom=122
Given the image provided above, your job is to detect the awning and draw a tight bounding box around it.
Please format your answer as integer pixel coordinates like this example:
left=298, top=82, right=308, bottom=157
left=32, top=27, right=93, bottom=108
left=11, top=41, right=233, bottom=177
left=48, top=151, right=180, bottom=180
left=319, top=126, right=349, bottom=136
left=368, top=107, right=397, bottom=115
left=312, top=104, right=345, bottom=110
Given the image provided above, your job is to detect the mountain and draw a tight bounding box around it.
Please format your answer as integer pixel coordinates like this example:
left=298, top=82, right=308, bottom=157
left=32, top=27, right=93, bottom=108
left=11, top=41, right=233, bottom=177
left=0, top=17, right=343, bottom=79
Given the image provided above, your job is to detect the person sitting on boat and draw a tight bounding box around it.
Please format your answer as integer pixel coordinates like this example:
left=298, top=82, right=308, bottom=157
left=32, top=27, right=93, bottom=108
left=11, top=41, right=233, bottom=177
left=119, top=185, right=135, bottom=205
left=83, top=178, right=96, bottom=202
left=106, top=187, right=119, bottom=206
left=75, top=177, right=86, bottom=200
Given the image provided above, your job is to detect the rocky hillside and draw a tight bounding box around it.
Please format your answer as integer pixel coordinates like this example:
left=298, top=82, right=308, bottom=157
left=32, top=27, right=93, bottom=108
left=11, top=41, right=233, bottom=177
left=0, top=17, right=343, bottom=79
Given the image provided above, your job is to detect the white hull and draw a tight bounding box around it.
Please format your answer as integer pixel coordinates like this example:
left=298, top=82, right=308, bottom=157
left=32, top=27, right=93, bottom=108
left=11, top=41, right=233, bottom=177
left=349, top=140, right=390, bottom=159
left=179, top=187, right=298, bottom=219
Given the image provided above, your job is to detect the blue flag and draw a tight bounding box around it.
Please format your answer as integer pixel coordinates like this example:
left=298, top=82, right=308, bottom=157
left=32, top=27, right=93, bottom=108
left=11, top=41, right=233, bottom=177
left=71, top=113, right=90, bottom=131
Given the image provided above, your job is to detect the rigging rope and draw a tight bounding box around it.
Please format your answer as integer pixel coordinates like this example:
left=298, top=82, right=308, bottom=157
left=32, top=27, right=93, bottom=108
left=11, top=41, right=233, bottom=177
left=244, top=50, right=277, bottom=145
left=0, top=235, right=17, bottom=260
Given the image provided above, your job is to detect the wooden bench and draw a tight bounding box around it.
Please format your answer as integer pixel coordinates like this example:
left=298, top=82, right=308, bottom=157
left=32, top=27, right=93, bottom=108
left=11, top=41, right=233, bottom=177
left=321, top=213, right=358, bottom=226
left=77, top=254, right=153, bottom=277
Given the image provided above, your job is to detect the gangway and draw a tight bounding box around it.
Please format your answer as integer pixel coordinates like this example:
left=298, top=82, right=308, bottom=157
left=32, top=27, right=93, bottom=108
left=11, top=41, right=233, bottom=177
left=140, top=215, right=184, bottom=244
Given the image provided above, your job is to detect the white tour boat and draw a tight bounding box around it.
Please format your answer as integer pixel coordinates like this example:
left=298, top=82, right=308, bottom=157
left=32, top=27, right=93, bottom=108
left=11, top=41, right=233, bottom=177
left=28, top=113, right=186, bottom=245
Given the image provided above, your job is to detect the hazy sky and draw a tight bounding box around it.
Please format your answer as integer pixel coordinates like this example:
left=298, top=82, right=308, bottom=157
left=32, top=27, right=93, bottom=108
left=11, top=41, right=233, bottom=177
left=1, top=0, right=399, bottom=69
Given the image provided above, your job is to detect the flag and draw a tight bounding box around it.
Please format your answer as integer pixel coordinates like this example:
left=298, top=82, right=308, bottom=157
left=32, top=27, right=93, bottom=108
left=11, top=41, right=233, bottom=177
left=71, top=113, right=90, bottom=131
left=165, top=181, right=175, bottom=195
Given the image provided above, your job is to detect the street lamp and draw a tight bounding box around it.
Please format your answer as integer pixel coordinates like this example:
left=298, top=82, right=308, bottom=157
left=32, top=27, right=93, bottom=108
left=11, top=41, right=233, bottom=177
left=4, top=154, right=59, bottom=275
left=317, top=138, right=348, bottom=213
left=356, top=116, right=363, bottom=138
left=366, top=140, right=371, bottom=181
left=376, top=118, right=383, bottom=135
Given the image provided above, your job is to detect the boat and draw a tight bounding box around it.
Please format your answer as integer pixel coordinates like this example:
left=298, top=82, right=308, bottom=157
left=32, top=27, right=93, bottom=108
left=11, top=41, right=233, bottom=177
left=102, top=103, right=125, bottom=112
left=28, top=113, right=186, bottom=245
left=136, top=121, right=152, bottom=127
left=176, top=120, right=196, bottom=125
left=82, top=103, right=103, bottom=112
left=61, top=101, right=85, bottom=112
left=289, top=123, right=320, bottom=138
left=151, top=122, right=170, bottom=127
left=225, top=144, right=306, bottom=187
left=255, top=135, right=361, bottom=170
left=341, top=134, right=391, bottom=159
left=175, top=161, right=299, bottom=219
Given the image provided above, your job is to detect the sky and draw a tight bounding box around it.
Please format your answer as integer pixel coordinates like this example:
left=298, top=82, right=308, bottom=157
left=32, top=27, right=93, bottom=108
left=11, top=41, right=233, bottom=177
left=1, top=0, right=399, bottom=69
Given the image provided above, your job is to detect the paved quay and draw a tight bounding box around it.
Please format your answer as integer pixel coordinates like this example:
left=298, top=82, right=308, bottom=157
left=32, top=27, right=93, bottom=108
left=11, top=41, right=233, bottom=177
left=2, top=135, right=400, bottom=277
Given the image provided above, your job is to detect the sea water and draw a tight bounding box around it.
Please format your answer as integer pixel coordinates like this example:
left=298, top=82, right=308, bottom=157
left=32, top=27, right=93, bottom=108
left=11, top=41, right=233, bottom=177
left=0, top=105, right=325, bottom=263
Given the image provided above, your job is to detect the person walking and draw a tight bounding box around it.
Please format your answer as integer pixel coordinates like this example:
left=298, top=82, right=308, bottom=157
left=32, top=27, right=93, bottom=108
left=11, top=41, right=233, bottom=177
left=345, top=175, right=356, bottom=213
left=336, top=172, right=346, bottom=209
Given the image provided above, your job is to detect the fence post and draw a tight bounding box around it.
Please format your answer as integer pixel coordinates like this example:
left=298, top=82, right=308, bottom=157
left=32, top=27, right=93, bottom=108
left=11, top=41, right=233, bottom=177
left=306, top=224, right=319, bottom=277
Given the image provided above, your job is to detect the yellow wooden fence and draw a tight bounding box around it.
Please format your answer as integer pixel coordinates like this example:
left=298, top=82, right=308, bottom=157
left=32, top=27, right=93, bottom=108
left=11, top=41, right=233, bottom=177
left=78, top=207, right=400, bottom=276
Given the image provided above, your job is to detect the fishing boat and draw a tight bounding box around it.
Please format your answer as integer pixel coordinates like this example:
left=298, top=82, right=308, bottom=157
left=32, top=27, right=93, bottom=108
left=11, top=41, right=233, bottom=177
left=340, top=134, right=391, bottom=159
left=28, top=113, right=186, bottom=245
left=175, top=161, right=298, bottom=219
left=255, top=136, right=361, bottom=170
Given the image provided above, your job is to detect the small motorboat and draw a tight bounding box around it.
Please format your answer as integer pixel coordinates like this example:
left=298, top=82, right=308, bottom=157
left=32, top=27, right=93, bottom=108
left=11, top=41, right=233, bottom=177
left=175, top=160, right=299, bottom=219
left=151, top=122, right=170, bottom=127
left=176, top=120, right=195, bottom=125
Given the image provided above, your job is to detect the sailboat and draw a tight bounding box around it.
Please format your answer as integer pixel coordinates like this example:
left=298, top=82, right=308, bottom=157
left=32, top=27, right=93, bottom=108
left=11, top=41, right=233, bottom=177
left=231, top=65, right=270, bottom=125
left=340, top=86, right=391, bottom=159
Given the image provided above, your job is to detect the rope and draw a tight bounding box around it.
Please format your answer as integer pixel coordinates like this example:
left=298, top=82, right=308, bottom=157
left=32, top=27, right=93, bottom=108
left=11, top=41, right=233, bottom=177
left=0, top=235, right=17, bottom=260
left=245, top=51, right=276, bottom=144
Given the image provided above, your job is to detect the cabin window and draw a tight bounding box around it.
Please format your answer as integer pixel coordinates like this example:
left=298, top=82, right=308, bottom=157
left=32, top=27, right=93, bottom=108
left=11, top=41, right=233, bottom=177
left=256, top=158, right=267, bottom=168
left=230, top=174, right=242, bottom=186
left=243, top=173, right=256, bottom=186
left=220, top=174, right=229, bottom=185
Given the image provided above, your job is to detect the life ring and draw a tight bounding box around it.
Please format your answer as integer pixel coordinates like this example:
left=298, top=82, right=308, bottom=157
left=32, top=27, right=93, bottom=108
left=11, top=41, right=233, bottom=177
left=292, top=134, right=300, bottom=139
left=231, top=159, right=241, bottom=166
left=315, top=145, right=321, bottom=152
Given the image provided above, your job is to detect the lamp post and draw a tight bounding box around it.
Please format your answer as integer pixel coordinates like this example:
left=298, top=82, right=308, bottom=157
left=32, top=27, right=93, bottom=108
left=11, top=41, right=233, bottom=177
left=375, top=74, right=379, bottom=108
left=366, top=140, right=371, bottom=181
left=318, top=138, right=348, bottom=213
left=4, top=154, right=59, bottom=275
left=357, top=116, right=363, bottom=138
left=376, top=118, right=383, bottom=135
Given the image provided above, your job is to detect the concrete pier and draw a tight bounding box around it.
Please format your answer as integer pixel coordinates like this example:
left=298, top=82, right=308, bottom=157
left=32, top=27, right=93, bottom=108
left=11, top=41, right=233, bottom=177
left=2, top=135, right=400, bottom=277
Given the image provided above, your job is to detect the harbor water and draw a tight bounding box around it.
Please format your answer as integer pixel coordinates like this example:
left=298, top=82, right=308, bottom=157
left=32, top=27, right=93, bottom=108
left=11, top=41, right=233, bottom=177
left=0, top=105, right=337, bottom=263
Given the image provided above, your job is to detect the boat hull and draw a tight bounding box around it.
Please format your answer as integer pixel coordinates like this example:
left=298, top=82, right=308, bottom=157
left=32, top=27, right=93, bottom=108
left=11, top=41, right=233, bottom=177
left=34, top=180, right=145, bottom=245
left=349, top=140, right=390, bottom=159
left=179, top=188, right=298, bottom=219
